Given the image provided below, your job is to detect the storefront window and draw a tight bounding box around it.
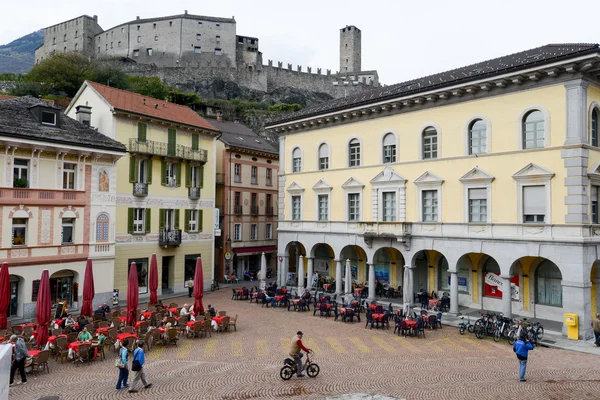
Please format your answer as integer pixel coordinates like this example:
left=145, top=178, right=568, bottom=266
left=50, top=270, right=75, bottom=306
left=536, top=260, right=562, bottom=307
left=314, top=245, right=331, bottom=276
left=128, top=258, right=149, bottom=294
left=9, top=276, right=19, bottom=316
left=438, top=257, right=468, bottom=293
left=185, top=254, right=200, bottom=283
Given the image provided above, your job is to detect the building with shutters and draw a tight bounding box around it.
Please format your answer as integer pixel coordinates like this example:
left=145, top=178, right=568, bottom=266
left=67, top=81, right=219, bottom=300
left=266, top=43, right=600, bottom=339
left=0, top=96, right=126, bottom=320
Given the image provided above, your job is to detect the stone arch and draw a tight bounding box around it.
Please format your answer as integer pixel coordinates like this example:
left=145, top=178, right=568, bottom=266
left=410, top=249, right=447, bottom=295
left=8, top=274, right=24, bottom=318
left=372, top=247, right=405, bottom=288
left=310, top=243, right=335, bottom=278
left=285, top=241, right=306, bottom=277
left=339, top=245, right=367, bottom=284
left=59, top=206, right=80, bottom=219
left=50, top=269, right=80, bottom=308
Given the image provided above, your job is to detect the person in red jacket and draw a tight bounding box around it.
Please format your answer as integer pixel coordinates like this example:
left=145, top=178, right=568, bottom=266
left=288, top=331, right=311, bottom=377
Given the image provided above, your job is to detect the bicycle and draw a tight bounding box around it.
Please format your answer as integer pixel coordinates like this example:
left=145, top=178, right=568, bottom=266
left=458, top=316, right=474, bottom=335
left=493, top=314, right=513, bottom=342
left=210, top=279, right=220, bottom=292
left=280, top=351, right=320, bottom=380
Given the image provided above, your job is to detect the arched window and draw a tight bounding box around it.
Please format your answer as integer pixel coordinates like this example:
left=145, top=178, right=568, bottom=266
left=468, top=119, right=487, bottom=154
left=592, top=108, right=599, bottom=147
left=522, top=110, right=545, bottom=149
left=536, top=260, right=562, bottom=307
left=292, top=147, right=302, bottom=172
left=318, top=143, right=329, bottom=170
left=349, top=139, right=361, bottom=167
left=422, top=127, right=438, bottom=159
left=382, top=133, right=396, bottom=163
left=97, top=213, right=109, bottom=242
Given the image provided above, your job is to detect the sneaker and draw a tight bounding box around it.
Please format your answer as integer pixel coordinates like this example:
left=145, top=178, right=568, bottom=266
left=144, top=384, right=152, bottom=389
left=520, top=379, right=527, bottom=382
left=116, top=388, right=125, bottom=391
left=128, top=389, right=138, bottom=393
left=123, top=384, right=129, bottom=388
left=297, top=374, right=305, bottom=378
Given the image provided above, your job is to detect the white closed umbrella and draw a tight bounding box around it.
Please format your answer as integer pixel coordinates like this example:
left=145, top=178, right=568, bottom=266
left=259, top=252, right=267, bottom=290
left=403, top=265, right=413, bottom=316
left=345, top=259, right=352, bottom=295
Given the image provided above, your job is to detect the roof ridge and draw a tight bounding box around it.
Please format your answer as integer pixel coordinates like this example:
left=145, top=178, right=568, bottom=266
left=87, top=80, right=192, bottom=111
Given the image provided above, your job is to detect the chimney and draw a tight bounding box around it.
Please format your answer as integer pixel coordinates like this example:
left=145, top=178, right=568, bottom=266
left=136, top=16, right=140, bottom=20
left=184, top=10, right=188, bottom=15
left=93, top=15, right=98, bottom=22
left=75, top=105, right=92, bottom=126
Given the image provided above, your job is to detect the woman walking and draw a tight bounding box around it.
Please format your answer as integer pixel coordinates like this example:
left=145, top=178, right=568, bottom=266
left=116, top=339, right=130, bottom=391
left=128, top=341, right=152, bottom=393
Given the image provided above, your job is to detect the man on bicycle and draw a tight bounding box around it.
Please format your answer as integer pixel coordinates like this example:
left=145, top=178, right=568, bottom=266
left=288, top=331, right=311, bottom=377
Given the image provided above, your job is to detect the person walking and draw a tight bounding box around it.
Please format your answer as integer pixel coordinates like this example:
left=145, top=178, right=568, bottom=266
left=116, top=339, right=130, bottom=391
left=9, top=335, right=28, bottom=386
left=128, top=341, right=152, bottom=393
left=513, top=333, right=534, bottom=382
left=592, top=313, right=600, bottom=346
left=186, top=278, right=194, bottom=297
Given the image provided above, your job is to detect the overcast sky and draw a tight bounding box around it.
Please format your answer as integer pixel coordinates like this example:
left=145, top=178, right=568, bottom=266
left=2, top=0, right=599, bottom=84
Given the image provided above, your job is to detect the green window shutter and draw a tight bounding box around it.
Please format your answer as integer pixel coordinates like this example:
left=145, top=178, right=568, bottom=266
left=159, top=209, right=165, bottom=231
left=145, top=208, right=151, bottom=233
left=185, top=163, right=192, bottom=188
left=199, top=165, right=204, bottom=188
left=184, top=209, right=190, bottom=232
left=161, top=160, right=167, bottom=186
left=199, top=210, right=204, bottom=232
left=168, top=128, right=176, bottom=156
left=192, top=134, right=199, bottom=150
left=127, top=208, right=134, bottom=234
left=147, top=158, right=153, bottom=184
left=174, top=209, right=180, bottom=230
left=176, top=163, right=182, bottom=187
left=129, top=156, right=137, bottom=183
left=137, top=122, right=147, bottom=142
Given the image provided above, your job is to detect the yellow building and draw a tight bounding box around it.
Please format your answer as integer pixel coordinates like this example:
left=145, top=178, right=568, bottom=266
left=266, top=43, right=600, bottom=338
left=67, top=81, right=219, bottom=301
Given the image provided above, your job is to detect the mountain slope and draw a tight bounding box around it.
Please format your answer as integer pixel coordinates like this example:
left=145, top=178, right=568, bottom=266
left=0, top=30, right=43, bottom=74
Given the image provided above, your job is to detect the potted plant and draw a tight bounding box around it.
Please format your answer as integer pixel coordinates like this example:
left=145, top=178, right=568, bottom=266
left=13, top=178, right=27, bottom=188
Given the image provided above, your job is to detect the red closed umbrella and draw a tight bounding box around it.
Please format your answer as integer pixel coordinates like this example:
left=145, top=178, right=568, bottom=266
left=36, top=270, right=51, bottom=349
left=193, top=257, right=204, bottom=314
left=149, top=254, right=158, bottom=305
left=80, top=259, right=95, bottom=317
left=126, top=262, right=139, bottom=327
left=0, top=263, right=10, bottom=329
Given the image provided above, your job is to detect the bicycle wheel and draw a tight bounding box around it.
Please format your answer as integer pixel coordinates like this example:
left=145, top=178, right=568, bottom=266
left=493, top=329, right=501, bottom=342
left=306, top=363, right=320, bottom=378
left=467, top=324, right=474, bottom=334
left=507, top=330, right=516, bottom=345
left=536, top=326, right=544, bottom=341
left=280, top=366, right=294, bottom=380
left=459, top=326, right=466, bottom=335
left=210, top=284, right=216, bottom=292
left=475, top=326, right=485, bottom=339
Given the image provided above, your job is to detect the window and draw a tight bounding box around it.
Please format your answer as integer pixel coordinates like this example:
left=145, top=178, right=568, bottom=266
left=137, top=159, right=150, bottom=183
left=196, top=34, right=201, bottom=40
left=318, top=143, right=329, bottom=170
left=292, top=148, right=302, bottom=172
left=422, top=190, right=438, bottom=222
left=154, top=35, right=158, bottom=41
left=349, top=139, right=361, bottom=167
left=165, top=162, right=178, bottom=187
left=137, top=36, right=141, bottom=43
left=523, top=110, right=545, bottom=149
left=194, top=46, right=201, bottom=54
left=265, top=223, right=272, bottom=240
left=234, top=163, right=241, bottom=182
left=169, top=21, right=173, bottom=27
left=12, top=218, right=27, bottom=246
left=266, top=168, right=272, bottom=185
left=216, top=23, right=221, bottom=29
left=234, top=223, right=241, bottom=241
left=348, top=193, right=360, bottom=221
left=235, top=192, right=241, bottom=207
left=133, top=49, right=139, bottom=57
left=137, top=25, right=140, bottom=31
left=133, top=208, right=145, bottom=233
left=118, top=41, right=121, bottom=47
left=292, top=196, right=301, bottom=220
left=422, top=127, right=438, bottom=159
left=75, top=30, right=78, bottom=38
left=382, top=133, right=396, bottom=163
left=41, top=111, right=56, bottom=125
left=53, top=37, right=56, bottom=45
left=215, top=48, right=222, bottom=56
left=61, top=218, right=74, bottom=244
left=63, top=163, right=76, bottom=189
left=75, top=43, right=78, bottom=51
left=153, top=23, right=156, bottom=29
left=110, top=42, right=113, bottom=49
left=13, top=159, right=29, bottom=188
left=468, top=119, right=487, bottom=154
left=318, top=194, right=329, bottom=221
left=97, top=214, right=109, bottom=242
left=122, top=28, right=125, bottom=33
left=147, top=48, right=153, bottom=56
left=251, top=166, right=257, bottom=184
left=128, top=259, right=149, bottom=294
left=188, top=210, right=198, bottom=232
left=536, top=261, right=562, bottom=306
left=251, top=193, right=257, bottom=215
left=592, top=186, right=599, bottom=224
left=105, top=44, right=108, bottom=51
left=382, top=192, right=396, bottom=221
left=216, top=35, right=221, bottom=42
left=523, top=185, right=545, bottom=223
left=250, top=224, right=257, bottom=240
left=64, top=34, right=67, bottom=42
left=592, top=108, right=599, bottom=147
left=468, top=188, right=487, bottom=222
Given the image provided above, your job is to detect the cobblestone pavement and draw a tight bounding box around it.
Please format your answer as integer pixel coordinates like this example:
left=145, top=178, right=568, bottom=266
left=10, top=289, right=600, bottom=400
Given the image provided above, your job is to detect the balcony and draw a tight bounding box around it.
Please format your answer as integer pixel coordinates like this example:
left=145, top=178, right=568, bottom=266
left=159, top=229, right=182, bottom=247
left=251, top=205, right=259, bottom=216
left=128, top=138, right=208, bottom=163
left=133, top=182, right=148, bottom=197
left=188, top=186, right=200, bottom=200
left=166, top=177, right=177, bottom=188
left=266, top=206, right=274, bottom=216
left=0, top=187, right=85, bottom=206
left=234, top=205, right=243, bottom=215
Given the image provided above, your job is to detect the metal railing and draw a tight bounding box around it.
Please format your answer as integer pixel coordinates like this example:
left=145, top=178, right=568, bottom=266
left=128, top=138, right=208, bottom=162
left=158, top=229, right=182, bottom=246
left=188, top=186, right=200, bottom=199
left=266, top=206, right=274, bottom=216
left=234, top=205, right=243, bottom=215
left=133, top=182, right=148, bottom=197
left=251, top=205, right=259, bottom=216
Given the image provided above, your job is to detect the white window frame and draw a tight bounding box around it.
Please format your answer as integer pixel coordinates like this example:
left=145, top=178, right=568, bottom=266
left=189, top=209, right=198, bottom=232
left=348, top=138, right=362, bottom=167
left=459, top=167, right=494, bottom=223
left=61, top=218, right=75, bottom=244
left=464, top=116, right=491, bottom=155
left=421, top=190, right=438, bottom=222
left=589, top=102, right=600, bottom=147
left=414, top=171, right=444, bottom=222
left=133, top=208, right=145, bottom=233
left=251, top=166, right=258, bottom=184
left=250, top=224, right=257, bottom=240
left=13, top=159, right=29, bottom=187
left=138, top=159, right=148, bottom=183
left=266, top=168, right=272, bottom=185
left=317, top=142, right=330, bottom=170
left=291, top=196, right=302, bottom=221
left=292, top=147, right=302, bottom=173
left=512, top=163, right=554, bottom=224
left=517, top=105, right=551, bottom=150
left=166, top=162, right=177, bottom=187
left=381, top=191, right=397, bottom=222
left=312, top=179, right=332, bottom=222
left=63, top=162, right=77, bottom=190
left=234, top=223, right=242, bottom=241
left=286, top=182, right=305, bottom=221
left=234, top=163, right=241, bottom=183
left=12, top=218, right=27, bottom=247
left=317, top=194, right=329, bottom=221
left=381, top=131, right=398, bottom=164
left=419, top=123, right=442, bottom=160
left=341, top=177, right=365, bottom=222
left=370, top=167, right=407, bottom=222
left=265, top=223, right=272, bottom=240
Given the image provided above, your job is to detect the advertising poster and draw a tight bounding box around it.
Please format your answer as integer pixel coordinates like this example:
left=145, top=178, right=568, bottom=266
left=484, top=272, right=519, bottom=300
left=375, top=266, right=389, bottom=283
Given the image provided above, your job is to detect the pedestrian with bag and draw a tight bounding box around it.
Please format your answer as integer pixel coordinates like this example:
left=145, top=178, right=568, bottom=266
left=9, top=335, right=28, bottom=386
left=592, top=313, right=600, bottom=346
left=186, top=278, right=194, bottom=297
left=129, top=341, right=152, bottom=393
left=115, top=339, right=130, bottom=391
left=513, top=333, right=534, bottom=382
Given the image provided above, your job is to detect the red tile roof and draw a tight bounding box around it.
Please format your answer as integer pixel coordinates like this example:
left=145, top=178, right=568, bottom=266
left=0, top=95, right=17, bottom=101
left=86, top=81, right=217, bottom=132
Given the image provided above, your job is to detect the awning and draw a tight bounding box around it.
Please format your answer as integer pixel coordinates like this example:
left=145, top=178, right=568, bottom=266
left=234, top=246, right=277, bottom=255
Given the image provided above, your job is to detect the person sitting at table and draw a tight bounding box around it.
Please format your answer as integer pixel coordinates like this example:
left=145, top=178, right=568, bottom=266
left=64, top=314, right=76, bottom=328
left=244, top=270, right=253, bottom=281
left=264, top=292, right=276, bottom=308
left=102, top=303, right=111, bottom=313
left=95, top=305, right=107, bottom=321
left=208, top=305, right=216, bottom=317
left=180, top=304, right=190, bottom=316
left=77, top=318, right=90, bottom=333
left=78, top=327, right=92, bottom=342
left=230, top=273, right=238, bottom=282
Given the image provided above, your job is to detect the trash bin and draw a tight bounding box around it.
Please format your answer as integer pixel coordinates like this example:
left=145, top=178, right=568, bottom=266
left=564, top=313, right=578, bottom=340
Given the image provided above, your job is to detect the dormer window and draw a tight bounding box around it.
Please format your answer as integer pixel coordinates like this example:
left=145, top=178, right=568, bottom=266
left=41, top=110, right=57, bottom=126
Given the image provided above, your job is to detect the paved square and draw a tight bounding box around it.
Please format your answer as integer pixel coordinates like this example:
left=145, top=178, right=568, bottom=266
left=10, top=289, right=600, bottom=400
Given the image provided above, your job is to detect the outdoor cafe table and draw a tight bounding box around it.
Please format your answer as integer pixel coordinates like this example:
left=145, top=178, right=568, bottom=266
left=404, top=320, right=418, bottom=329
left=274, top=295, right=285, bottom=302
left=429, top=299, right=440, bottom=308
left=354, top=288, right=362, bottom=296
left=212, top=316, right=225, bottom=325
left=48, top=334, right=67, bottom=343
left=116, top=333, right=137, bottom=343
left=323, top=284, right=331, bottom=292
left=168, top=307, right=178, bottom=316
left=28, top=350, right=40, bottom=357
left=141, top=312, right=152, bottom=320
left=67, top=341, right=93, bottom=359
left=95, top=327, right=110, bottom=335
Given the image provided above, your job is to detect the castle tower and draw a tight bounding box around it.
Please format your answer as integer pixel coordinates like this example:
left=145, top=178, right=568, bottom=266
left=339, top=25, right=361, bottom=73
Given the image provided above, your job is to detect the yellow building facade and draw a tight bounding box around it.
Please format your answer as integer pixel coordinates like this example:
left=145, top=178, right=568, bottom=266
left=67, top=81, right=219, bottom=301
left=266, top=43, right=600, bottom=338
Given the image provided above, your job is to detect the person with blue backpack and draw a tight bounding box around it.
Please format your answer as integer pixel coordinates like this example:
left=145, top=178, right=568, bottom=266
left=513, top=333, right=534, bottom=382
left=128, top=341, right=152, bottom=393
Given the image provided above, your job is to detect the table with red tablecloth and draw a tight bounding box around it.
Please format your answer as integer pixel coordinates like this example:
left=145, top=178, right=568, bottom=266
left=369, top=304, right=379, bottom=311
left=429, top=299, right=440, bottom=308
left=20, top=323, right=37, bottom=329
left=116, top=333, right=137, bottom=343
left=53, top=319, right=64, bottom=327
left=404, top=320, right=418, bottom=329
left=95, top=327, right=110, bottom=335
left=118, top=316, right=126, bottom=323
left=169, top=307, right=178, bottom=315
left=371, top=313, right=385, bottom=322
left=237, top=290, right=244, bottom=297
left=354, top=288, right=362, bottom=296
left=274, top=295, right=285, bottom=302
left=212, top=316, right=225, bottom=325
left=323, top=284, right=331, bottom=291
left=47, top=334, right=67, bottom=343
left=316, top=303, right=331, bottom=309
left=141, top=312, right=152, bottom=320
left=28, top=350, right=40, bottom=357
left=135, top=321, right=148, bottom=329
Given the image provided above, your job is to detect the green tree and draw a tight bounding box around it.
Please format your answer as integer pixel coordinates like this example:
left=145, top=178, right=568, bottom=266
left=9, top=81, right=43, bottom=97
left=93, top=67, right=130, bottom=90
left=167, top=87, right=202, bottom=107
left=127, top=76, right=169, bottom=100
left=24, top=52, right=97, bottom=97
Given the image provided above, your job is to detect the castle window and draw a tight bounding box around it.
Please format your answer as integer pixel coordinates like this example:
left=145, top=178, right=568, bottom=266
left=250, top=39, right=256, bottom=45
left=53, top=37, right=56, bottom=45
left=98, top=46, right=100, bottom=52
left=169, top=21, right=173, bottom=27
left=137, top=36, right=141, bottom=43
left=118, top=41, right=121, bottom=47
left=147, top=48, right=153, bottom=56
left=137, top=25, right=140, bottom=31
left=110, top=42, right=113, bottom=49
left=238, top=37, right=244, bottom=44
left=154, top=35, right=158, bottom=41
left=133, top=49, right=139, bottom=57
left=105, top=44, right=108, bottom=50
left=75, top=30, right=78, bottom=38
left=153, top=23, right=156, bottom=29
left=194, top=47, right=201, bottom=54
left=216, top=24, right=221, bottom=29
left=75, top=43, right=78, bottom=51
left=468, top=119, right=487, bottom=155
left=198, top=21, right=202, bottom=26
left=382, top=133, right=396, bottom=163
left=215, top=48, right=222, bottom=56
left=216, top=35, right=220, bottom=42
left=64, top=34, right=67, bottom=42
left=64, top=47, right=67, bottom=53
left=196, top=34, right=201, bottom=40
left=121, top=28, right=125, bottom=33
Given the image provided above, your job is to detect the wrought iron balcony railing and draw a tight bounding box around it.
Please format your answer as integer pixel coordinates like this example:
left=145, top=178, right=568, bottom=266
left=128, top=138, right=208, bottom=163
left=251, top=205, right=259, bottom=216
left=158, top=229, right=182, bottom=247
left=133, top=182, right=148, bottom=197
left=234, top=205, right=243, bottom=215
left=266, top=206, right=274, bottom=216
left=188, top=186, right=200, bottom=200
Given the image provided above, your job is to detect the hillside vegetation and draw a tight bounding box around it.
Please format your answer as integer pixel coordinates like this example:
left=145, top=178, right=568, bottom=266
left=0, top=30, right=43, bottom=74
